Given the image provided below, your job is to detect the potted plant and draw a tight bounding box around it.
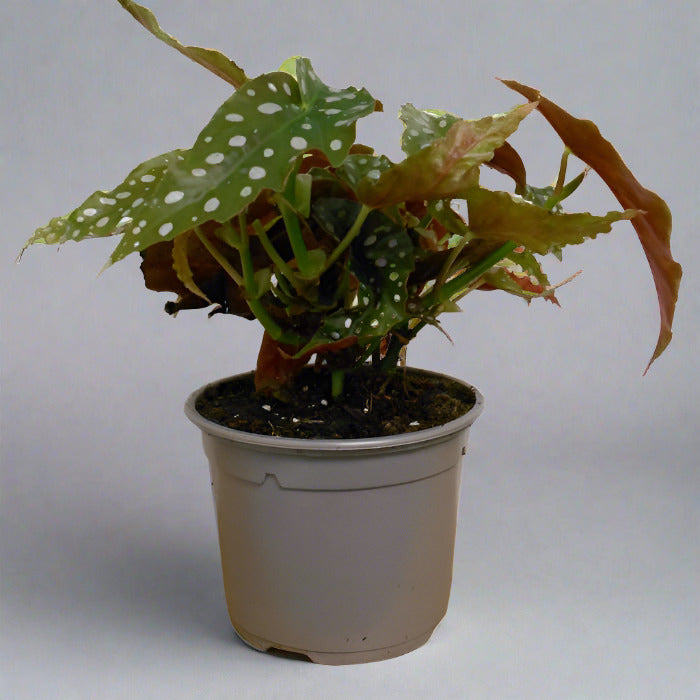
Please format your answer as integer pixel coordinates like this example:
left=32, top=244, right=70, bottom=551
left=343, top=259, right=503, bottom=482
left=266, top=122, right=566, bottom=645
left=21, top=0, right=681, bottom=664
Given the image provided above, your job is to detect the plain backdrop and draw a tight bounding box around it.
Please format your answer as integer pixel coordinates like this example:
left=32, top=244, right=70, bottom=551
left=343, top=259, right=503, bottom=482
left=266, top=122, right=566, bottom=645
left=1, top=1, right=698, bottom=697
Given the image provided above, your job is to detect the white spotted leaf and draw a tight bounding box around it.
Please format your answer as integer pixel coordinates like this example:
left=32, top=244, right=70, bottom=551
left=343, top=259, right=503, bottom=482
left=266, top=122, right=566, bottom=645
left=305, top=203, right=415, bottom=351
left=22, top=59, right=376, bottom=268
left=399, top=104, right=459, bottom=155
left=335, top=154, right=393, bottom=190
left=19, top=150, right=185, bottom=258
left=104, top=58, right=376, bottom=266
left=357, top=102, right=537, bottom=207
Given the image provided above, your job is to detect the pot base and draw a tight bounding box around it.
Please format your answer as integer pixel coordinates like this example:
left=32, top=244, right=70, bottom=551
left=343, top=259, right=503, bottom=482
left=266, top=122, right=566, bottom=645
left=233, top=623, right=435, bottom=665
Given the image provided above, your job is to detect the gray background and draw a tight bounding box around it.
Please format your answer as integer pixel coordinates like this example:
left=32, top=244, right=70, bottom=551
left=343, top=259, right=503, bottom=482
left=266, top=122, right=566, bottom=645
left=1, top=1, right=698, bottom=697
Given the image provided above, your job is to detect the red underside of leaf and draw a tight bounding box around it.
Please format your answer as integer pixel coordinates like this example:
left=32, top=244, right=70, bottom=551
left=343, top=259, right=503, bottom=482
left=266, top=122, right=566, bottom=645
left=506, top=270, right=560, bottom=305
left=501, top=80, right=682, bottom=371
left=487, top=141, right=527, bottom=192
left=255, top=331, right=359, bottom=394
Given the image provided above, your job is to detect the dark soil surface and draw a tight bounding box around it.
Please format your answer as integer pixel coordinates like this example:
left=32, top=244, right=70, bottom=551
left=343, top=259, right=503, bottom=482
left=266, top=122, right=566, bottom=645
left=195, top=365, right=477, bottom=439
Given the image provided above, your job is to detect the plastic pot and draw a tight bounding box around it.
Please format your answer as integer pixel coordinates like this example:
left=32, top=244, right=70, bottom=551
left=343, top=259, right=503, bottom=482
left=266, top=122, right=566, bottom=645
left=185, top=368, right=483, bottom=665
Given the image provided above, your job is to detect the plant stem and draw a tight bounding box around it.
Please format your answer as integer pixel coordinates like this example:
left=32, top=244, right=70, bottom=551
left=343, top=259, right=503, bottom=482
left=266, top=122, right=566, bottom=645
left=544, top=169, right=587, bottom=210
left=331, top=369, right=345, bottom=399
left=246, top=299, right=287, bottom=341
left=431, top=241, right=518, bottom=305
left=238, top=214, right=256, bottom=296
left=379, top=322, right=424, bottom=371
left=275, top=193, right=311, bottom=276
left=553, top=147, right=571, bottom=195
left=253, top=219, right=304, bottom=293
left=194, top=225, right=289, bottom=343
left=193, top=226, right=244, bottom=287
left=237, top=216, right=290, bottom=342
left=435, top=229, right=472, bottom=291
left=324, top=204, right=372, bottom=271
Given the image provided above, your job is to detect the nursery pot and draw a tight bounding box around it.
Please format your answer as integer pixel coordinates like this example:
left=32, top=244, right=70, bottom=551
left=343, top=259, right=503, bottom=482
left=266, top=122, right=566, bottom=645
left=185, top=368, right=483, bottom=665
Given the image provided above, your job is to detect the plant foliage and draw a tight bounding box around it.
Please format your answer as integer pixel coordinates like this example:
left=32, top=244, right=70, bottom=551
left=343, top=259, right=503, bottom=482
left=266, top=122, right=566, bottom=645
left=22, top=0, right=682, bottom=394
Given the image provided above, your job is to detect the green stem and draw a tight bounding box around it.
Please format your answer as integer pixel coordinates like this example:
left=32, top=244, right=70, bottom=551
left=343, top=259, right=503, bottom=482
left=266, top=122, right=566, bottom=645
left=245, top=299, right=287, bottom=341
left=195, top=225, right=289, bottom=342
left=553, top=147, right=571, bottom=196
left=238, top=214, right=256, bottom=297
left=544, top=169, right=587, bottom=211
left=331, top=370, right=345, bottom=399
left=435, top=230, right=472, bottom=291
left=433, top=241, right=518, bottom=304
left=192, top=226, right=244, bottom=287
left=275, top=193, right=311, bottom=276
left=323, top=204, right=372, bottom=272
left=379, top=321, right=425, bottom=371
left=237, top=216, right=289, bottom=342
left=253, top=219, right=303, bottom=293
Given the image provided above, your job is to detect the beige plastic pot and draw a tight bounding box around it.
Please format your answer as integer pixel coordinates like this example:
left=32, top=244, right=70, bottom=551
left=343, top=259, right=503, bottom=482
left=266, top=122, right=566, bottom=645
left=185, top=368, right=483, bottom=665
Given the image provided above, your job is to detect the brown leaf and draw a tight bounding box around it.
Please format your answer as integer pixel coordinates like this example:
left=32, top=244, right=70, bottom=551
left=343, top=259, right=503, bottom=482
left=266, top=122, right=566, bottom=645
left=255, top=332, right=312, bottom=394
left=140, top=227, right=252, bottom=318
left=487, top=141, right=527, bottom=193
left=255, top=332, right=359, bottom=394
left=501, top=79, right=682, bottom=371
left=117, top=1, right=247, bottom=87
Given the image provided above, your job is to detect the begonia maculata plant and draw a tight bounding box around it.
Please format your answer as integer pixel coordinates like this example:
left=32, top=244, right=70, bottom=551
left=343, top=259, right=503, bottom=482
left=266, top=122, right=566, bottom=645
left=22, top=0, right=682, bottom=397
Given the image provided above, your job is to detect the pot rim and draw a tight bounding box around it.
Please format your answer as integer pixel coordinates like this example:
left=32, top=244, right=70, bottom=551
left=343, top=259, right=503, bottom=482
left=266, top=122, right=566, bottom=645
left=185, top=367, right=484, bottom=453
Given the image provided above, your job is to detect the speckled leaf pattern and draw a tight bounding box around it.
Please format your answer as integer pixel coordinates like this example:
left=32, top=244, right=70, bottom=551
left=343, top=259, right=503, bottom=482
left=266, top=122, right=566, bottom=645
left=306, top=205, right=414, bottom=350
left=357, top=102, right=537, bottom=207
left=105, top=59, right=375, bottom=265
left=465, top=187, right=637, bottom=255
left=335, top=153, right=393, bottom=190
left=399, top=104, right=460, bottom=155
left=20, top=150, right=185, bottom=256
left=20, top=1, right=681, bottom=388
left=25, top=60, right=376, bottom=269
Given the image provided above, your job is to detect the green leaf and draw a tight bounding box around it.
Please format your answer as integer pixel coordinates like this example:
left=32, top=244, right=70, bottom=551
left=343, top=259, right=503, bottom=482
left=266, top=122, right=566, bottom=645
left=294, top=172, right=313, bottom=217
left=335, top=153, right=393, bottom=190
left=522, top=184, right=563, bottom=211
left=399, top=104, right=459, bottom=155
left=253, top=268, right=274, bottom=298
left=357, top=102, right=537, bottom=207
left=117, top=0, right=247, bottom=87
left=464, top=187, right=637, bottom=255
left=428, top=199, right=472, bottom=240
left=301, top=248, right=328, bottom=280
left=304, top=207, right=415, bottom=351
left=400, top=104, right=528, bottom=192
left=104, top=59, right=374, bottom=266
left=20, top=150, right=185, bottom=256
left=278, top=56, right=301, bottom=77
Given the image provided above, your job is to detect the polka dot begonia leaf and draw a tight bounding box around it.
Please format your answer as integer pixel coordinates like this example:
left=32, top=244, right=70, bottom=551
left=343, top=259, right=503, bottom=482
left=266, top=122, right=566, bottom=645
left=304, top=204, right=415, bottom=352
left=19, top=150, right=186, bottom=258
left=23, top=58, right=376, bottom=269
left=399, top=104, right=460, bottom=156
left=105, top=58, right=376, bottom=267
left=356, top=102, right=538, bottom=208
left=335, top=153, right=393, bottom=190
